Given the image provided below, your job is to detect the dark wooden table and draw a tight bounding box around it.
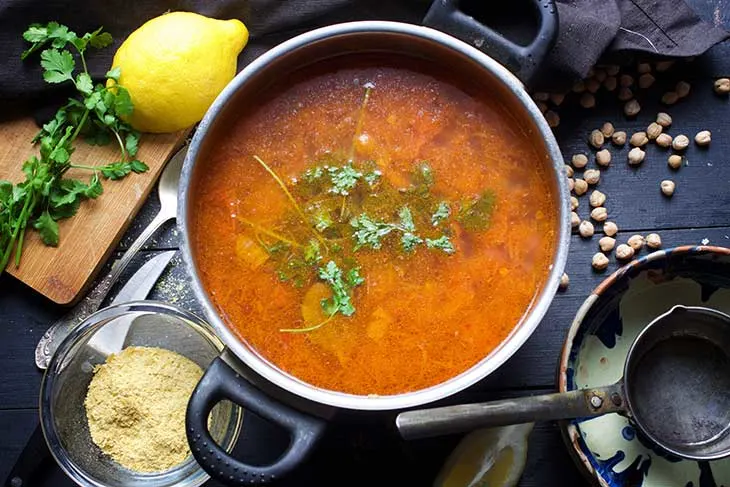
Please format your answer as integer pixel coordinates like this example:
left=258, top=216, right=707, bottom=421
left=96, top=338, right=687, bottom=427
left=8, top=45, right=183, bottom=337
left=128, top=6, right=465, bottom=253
left=2, top=2, right=729, bottom=485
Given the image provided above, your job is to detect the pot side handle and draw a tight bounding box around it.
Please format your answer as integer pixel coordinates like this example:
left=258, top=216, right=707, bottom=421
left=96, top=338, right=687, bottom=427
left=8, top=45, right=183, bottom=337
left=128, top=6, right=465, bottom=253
left=186, top=357, right=326, bottom=485
left=423, top=0, right=558, bottom=87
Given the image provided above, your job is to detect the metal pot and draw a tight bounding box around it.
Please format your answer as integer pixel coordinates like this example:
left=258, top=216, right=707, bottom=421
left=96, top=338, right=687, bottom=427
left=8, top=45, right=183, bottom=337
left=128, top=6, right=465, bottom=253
left=179, top=1, right=569, bottom=484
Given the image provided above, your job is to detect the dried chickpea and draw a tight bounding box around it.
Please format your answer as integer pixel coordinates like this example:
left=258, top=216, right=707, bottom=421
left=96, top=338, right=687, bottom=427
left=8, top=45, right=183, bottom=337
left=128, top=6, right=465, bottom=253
left=603, top=221, right=618, bottom=237
left=714, top=78, right=730, bottom=95
left=646, top=122, right=663, bottom=140
left=656, top=112, right=672, bottom=127
left=624, top=99, right=641, bottom=117
left=646, top=233, right=662, bottom=249
left=612, top=131, right=627, bottom=145
left=537, top=101, right=548, bottom=114
left=675, top=81, right=691, bottom=98
left=579, top=220, right=595, bottom=238
left=594, top=69, right=607, bottom=82
left=533, top=92, right=549, bottom=101
left=662, top=91, right=679, bottom=105
left=571, top=211, right=580, bottom=228
left=574, top=178, right=588, bottom=195
left=599, top=236, right=616, bottom=252
left=572, top=80, right=586, bottom=93
left=627, top=234, right=645, bottom=251
left=619, top=74, right=634, bottom=87
left=672, top=134, right=690, bottom=151
left=592, top=252, right=609, bottom=271
left=564, top=164, right=574, bottom=178
left=586, top=78, right=601, bottom=94
left=655, top=60, right=674, bottom=72
left=618, top=87, right=633, bottom=101
left=655, top=133, right=672, bottom=148
left=605, top=65, right=620, bottom=76
left=580, top=93, right=596, bottom=108
left=589, top=130, right=605, bottom=149
left=572, top=153, right=588, bottom=168
left=628, top=147, right=646, bottom=165
left=589, top=190, right=606, bottom=208
left=695, top=130, right=711, bottom=146
left=638, top=73, right=655, bottom=89
left=545, top=110, right=560, bottom=128
left=630, top=131, right=649, bottom=147
left=568, top=178, right=575, bottom=191
left=668, top=154, right=683, bottom=169
left=584, top=169, right=601, bottom=185
left=571, top=196, right=579, bottom=211
left=559, top=272, right=570, bottom=290
left=615, top=243, right=635, bottom=260
left=550, top=92, right=566, bottom=105
left=600, top=122, right=615, bottom=138
left=637, top=63, right=651, bottom=74
left=661, top=179, right=676, bottom=196
left=603, top=76, right=618, bottom=92
left=591, top=207, right=608, bottom=222
left=596, top=149, right=612, bottom=167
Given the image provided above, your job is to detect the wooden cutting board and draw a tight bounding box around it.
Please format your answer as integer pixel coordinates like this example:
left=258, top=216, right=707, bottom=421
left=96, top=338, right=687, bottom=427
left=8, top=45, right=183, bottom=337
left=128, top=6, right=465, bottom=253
left=0, top=117, right=188, bottom=305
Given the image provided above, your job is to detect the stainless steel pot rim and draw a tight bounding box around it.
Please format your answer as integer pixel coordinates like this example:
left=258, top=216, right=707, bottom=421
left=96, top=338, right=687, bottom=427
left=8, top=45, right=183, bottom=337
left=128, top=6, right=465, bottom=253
left=178, top=20, right=570, bottom=411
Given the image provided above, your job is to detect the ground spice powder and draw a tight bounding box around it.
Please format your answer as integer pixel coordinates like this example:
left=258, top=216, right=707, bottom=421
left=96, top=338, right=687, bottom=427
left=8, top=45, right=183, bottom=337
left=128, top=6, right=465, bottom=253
left=84, top=346, right=203, bottom=472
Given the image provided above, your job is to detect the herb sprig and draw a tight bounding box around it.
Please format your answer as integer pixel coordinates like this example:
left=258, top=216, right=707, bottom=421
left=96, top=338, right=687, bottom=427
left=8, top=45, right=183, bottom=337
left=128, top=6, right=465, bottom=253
left=1, top=22, right=149, bottom=270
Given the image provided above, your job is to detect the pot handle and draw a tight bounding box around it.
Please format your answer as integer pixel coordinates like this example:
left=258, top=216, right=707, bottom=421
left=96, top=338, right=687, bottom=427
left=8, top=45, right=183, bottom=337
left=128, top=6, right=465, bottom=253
left=186, top=357, right=326, bottom=484
left=423, top=0, right=558, bottom=86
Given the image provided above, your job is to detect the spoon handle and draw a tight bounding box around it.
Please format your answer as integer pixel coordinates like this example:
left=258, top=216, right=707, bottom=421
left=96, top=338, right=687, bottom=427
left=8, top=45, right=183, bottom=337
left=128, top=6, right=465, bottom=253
left=396, top=383, right=625, bottom=440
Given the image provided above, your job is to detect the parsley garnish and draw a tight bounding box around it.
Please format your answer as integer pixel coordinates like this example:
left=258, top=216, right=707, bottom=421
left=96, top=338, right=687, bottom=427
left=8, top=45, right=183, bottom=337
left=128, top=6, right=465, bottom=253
left=426, top=236, right=455, bottom=254
left=328, top=163, right=362, bottom=196
left=458, top=191, right=496, bottom=231
left=431, top=202, right=451, bottom=227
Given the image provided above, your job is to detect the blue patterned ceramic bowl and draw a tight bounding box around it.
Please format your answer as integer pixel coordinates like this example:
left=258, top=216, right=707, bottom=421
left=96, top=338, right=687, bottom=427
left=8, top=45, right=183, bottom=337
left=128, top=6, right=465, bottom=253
left=558, top=245, right=730, bottom=487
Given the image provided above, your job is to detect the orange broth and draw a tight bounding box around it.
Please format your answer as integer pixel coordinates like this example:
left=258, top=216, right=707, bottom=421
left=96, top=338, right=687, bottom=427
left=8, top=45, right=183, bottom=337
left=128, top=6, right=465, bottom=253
left=191, top=58, right=557, bottom=396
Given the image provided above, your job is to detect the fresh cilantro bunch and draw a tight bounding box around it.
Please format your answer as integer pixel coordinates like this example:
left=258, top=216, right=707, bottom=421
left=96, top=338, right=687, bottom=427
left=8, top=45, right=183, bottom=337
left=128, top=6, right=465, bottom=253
left=0, top=22, right=149, bottom=271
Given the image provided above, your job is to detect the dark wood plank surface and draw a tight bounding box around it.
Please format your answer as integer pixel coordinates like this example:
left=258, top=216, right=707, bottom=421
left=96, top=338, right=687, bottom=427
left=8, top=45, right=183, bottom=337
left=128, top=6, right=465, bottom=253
left=1, top=1, right=729, bottom=485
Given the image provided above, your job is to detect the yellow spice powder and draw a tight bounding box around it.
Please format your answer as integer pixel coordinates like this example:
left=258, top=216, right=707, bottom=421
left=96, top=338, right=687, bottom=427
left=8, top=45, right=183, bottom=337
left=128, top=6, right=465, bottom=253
left=84, top=346, right=203, bottom=472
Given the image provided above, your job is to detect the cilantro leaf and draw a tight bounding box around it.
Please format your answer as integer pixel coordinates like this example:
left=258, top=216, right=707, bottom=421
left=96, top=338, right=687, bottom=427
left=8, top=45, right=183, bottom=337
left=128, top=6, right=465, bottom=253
left=431, top=201, right=451, bottom=227
left=350, top=213, right=395, bottom=250
left=426, top=235, right=455, bottom=254
left=112, top=86, right=134, bottom=116
left=105, top=66, right=121, bottom=82
left=397, top=206, right=416, bottom=232
left=40, top=48, right=74, bottom=83
left=328, top=163, right=362, bottom=195
left=129, top=159, right=148, bottom=173
left=85, top=27, right=113, bottom=48
left=364, top=169, right=381, bottom=187
left=401, top=232, right=423, bottom=252
left=318, top=260, right=363, bottom=317
left=75, top=72, right=93, bottom=95
left=303, top=239, right=321, bottom=264
left=33, top=211, right=59, bottom=246
left=23, top=25, right=48, bottom=43
left=458, top=190, right=496, bottom=231
left=124, top=132, right=139, bottom=157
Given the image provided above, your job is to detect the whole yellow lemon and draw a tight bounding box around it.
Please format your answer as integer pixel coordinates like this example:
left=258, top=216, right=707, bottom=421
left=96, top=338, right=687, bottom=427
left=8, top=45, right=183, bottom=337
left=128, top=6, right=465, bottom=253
left=109, top=12, right=248, bottom=133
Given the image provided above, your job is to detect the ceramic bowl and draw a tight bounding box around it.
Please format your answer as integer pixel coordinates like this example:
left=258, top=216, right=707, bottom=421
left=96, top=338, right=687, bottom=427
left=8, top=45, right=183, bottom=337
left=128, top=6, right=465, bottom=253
left=557, top=245, right=730, bottom=487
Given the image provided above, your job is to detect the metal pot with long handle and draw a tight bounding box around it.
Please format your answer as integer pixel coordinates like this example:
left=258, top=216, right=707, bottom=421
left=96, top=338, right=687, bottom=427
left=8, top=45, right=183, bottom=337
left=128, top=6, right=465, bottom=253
left=179, top=2, right=568, bottom=484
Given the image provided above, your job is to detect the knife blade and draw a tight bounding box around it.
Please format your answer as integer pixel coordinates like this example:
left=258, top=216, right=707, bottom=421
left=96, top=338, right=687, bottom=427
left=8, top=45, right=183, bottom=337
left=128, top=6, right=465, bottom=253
left=34, top=250, right=176, bottom=369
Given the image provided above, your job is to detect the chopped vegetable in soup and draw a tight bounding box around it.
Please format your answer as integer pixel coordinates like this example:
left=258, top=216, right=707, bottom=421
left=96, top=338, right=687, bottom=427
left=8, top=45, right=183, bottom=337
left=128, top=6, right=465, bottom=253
left=191, top=59, right=557, bottom=396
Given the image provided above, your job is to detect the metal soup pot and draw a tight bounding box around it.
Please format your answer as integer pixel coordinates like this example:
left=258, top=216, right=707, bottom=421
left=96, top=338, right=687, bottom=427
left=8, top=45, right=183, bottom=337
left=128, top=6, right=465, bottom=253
left=179, top=2, right=569, bottom=484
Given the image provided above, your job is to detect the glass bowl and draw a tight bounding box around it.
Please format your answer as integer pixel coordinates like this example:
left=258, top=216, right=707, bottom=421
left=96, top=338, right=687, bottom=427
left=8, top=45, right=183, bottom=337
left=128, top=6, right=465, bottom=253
left=40, top=301, right=243, bottom=487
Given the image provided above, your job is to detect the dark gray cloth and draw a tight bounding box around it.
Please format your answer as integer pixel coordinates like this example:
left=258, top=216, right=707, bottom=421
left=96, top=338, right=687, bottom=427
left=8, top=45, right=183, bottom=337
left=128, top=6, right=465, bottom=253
left=0, top=0, right=727, bottom=112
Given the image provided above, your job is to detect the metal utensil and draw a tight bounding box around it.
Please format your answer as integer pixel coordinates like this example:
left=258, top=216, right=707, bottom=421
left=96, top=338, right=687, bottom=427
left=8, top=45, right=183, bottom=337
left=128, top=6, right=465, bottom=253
left=397, top=305, right=730, bottom=461
left=34, top=145, right=187, bottom=369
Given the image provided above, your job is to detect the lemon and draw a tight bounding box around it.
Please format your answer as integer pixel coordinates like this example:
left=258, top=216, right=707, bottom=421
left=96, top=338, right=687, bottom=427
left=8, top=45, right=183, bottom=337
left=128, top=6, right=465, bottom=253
left=109, top=11, right=248, bottom=133
left=434, top=423, right=534, bottom=487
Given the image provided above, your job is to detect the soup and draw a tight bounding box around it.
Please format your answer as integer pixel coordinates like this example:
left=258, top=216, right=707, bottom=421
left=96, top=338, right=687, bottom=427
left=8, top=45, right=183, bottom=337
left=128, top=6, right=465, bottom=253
left=191, top=57, right=557, bottom=396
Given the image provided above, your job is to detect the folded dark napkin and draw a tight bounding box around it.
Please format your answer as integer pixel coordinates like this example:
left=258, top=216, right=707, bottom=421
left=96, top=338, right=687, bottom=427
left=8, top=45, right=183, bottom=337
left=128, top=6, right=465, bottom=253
left=0, top=0, right=727, bottom=112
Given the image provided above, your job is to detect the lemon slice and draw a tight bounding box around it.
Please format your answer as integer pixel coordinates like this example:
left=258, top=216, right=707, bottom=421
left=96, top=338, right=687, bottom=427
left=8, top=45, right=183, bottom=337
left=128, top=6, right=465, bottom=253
left=433, top=423, right=534, bottom=487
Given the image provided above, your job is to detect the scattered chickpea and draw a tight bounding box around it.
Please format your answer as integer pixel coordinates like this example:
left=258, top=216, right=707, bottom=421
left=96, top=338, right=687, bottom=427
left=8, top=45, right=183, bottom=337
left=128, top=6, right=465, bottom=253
left=620, top=74, right=634, bottom=88
left=646, top=233, right=662, bottom=249
left=656, top=112, right=672, bottom=127
left=593, top=69, right=607, bottom=82
left=655, top=60, right=674, bottom=72
left=628, top=147, right=646, bottom=165
left=586, top=79, right=601, bottom=94
left=574, top=178, right=588, bottom=195
left=589, top=190, right=607, bottom=207
left=695, top=130, right=712, bottom=146
left=592, top=252, right=609, bottom=271
left=568, top=178, right=575, bottom=191
left=572, top=80, right=586, bottom=93
left=603, top=221, right=618, bottom=236
left=564, top=164, right=574, bottom=178
left=596, top=149, right=612, bottom=167
left=589, top=130, right=605, bottom=149
left=661, top=91, right=679, bottom=105
left=584, top=169, right=601, bottom=185
left=571, top=211, right=580, bottom=228
left=618, top=87, right=633, bottom=101
left=661, top=179, right=676, bottom=196
left=572, top=153, right=588, bottom=169
left=714, top=78, right=730, bottom=95
left=580, top=93, right=596, bottom=108
left=675, top=81, right=691, bottom=98
left=638, top=73, right=655, bottom=89
left=612, top=131, right=627, bottom=145
left=571, top=196, right=580, bottom=211
left=655, top=133, right=673, bottom=148
left=606, top=65, right=620, bottom=76
left=615, top=243, right=635, bottom=260
left=637, top=63, right=652, bottom=74
left=587, top=67, right=595, bottom=78
left=537, top=101, right=548, bottom=114
left=603, top=76, right=618, bottom=92
left=591, top=207, right=608, bottom=222
left=672, top=134, right=690, bottom=151
left=599, top=236, right=616, bottom=252
left=668, top=154, right=683, bottom=169
left=579, top=220, right=595, bottom=238
left=545, top=110, right=560, bottom=128
left=559, top=272, right=570, bottom=290
left=627, top=234, right=645, bottom=251
left=646, top=122, right=663, bottom=140
left=550, top=92, right=566, bottom=105
left=533, top=92, right=549, bottom=101
left=624, top=99, right=641, bottom=117
left=630, top=131, right=649, bottom=147
left=600, top=122, right=615, bottom=138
